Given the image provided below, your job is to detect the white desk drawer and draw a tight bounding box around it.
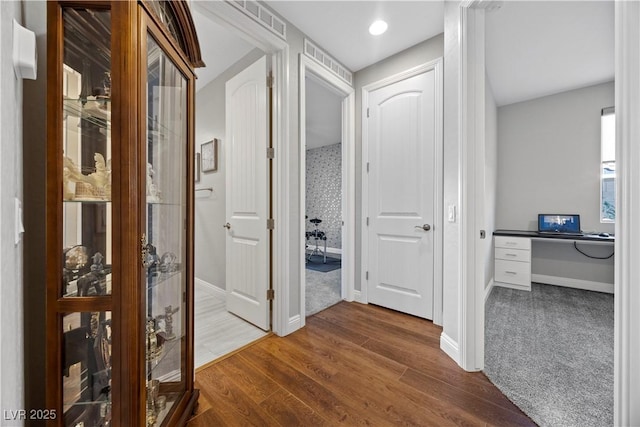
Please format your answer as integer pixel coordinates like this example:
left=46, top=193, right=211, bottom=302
left=495, top=247, right=531, bottom=263
left=495, top=236, right=531, bottom=251
left=495, top=259, right=531, bottom=287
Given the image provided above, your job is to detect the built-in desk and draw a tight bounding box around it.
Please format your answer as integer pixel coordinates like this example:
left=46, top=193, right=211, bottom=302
left=493, top=230, right=615, bottom=293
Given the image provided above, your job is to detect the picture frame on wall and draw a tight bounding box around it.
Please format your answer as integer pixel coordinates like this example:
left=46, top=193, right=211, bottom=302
left=201, top=139, right=218, bottom=172
left=195, top=152, right=200, bottom=183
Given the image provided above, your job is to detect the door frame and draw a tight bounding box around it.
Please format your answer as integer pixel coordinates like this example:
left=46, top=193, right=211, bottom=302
left=194, top=2, right=290, bottom=335
left=298, top=54, right=356, bottom=323
left=457, top=0, right=640, bottom=422
left=360, top=59, right=444, bottom=325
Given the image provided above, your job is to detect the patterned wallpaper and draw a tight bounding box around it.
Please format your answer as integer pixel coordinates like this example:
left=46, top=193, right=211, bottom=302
left=306, top=143, right=342, bottom=250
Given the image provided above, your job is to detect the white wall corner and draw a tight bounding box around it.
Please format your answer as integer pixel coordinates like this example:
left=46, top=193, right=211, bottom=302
left=440, top=332, right=461, bottom=365
left=614, top=1, right=640, bottom=425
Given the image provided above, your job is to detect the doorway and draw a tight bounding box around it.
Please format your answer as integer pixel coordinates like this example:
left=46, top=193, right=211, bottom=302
left=304, top=74, right=344, bottom=316
left=191, top=3, right=287, bottom=368
left=299, top=56, right=355, bottom=322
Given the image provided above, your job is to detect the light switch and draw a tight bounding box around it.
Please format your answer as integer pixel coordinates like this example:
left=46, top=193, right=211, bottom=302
left=448, top=205, right=456, bottom=223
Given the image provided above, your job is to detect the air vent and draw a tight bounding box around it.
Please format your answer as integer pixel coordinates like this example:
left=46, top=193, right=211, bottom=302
left=228, top=0, right=286, bottom=40
left=304, top=39, right=353, bottom=86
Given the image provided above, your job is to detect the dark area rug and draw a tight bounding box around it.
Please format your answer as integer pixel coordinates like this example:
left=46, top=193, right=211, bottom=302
left=305, top=255, right=341, bottom=272
left=485, top=283, right=613, bottom=427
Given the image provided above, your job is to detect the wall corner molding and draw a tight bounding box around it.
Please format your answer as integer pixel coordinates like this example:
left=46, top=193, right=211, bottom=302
left=440, top=332, right=461, bottom=365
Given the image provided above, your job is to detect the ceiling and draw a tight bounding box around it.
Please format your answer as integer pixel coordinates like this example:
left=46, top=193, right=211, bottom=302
left=190, top=0, right=614, bottom=115
left=305, top=77, right=343, bottom=150
left=191, top=5, right=254, bottom=92
left=485, top=1, right=614, bottom=106
left=266, top=1, right=444, bottom=72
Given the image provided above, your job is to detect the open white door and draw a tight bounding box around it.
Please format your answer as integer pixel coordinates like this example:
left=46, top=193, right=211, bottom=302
left=366, top=70, right=437, bottom=319
left=225, top=56, right=270, bottom=330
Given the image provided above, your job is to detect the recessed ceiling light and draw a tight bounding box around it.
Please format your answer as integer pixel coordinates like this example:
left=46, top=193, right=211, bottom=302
left=369, top=20, right=388, bottom=36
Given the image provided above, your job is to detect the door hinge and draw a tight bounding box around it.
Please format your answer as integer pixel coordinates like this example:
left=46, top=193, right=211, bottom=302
left=366, top=162, right=369, bottom=172
left=367, top=108, right=370, bottom=118
left=366, top=271, right=369, bottom=280
left=267, top=73, right=274, bottom=88
left=267, top=218, right=275, bottom=230
left=267, top=289, right=275, bottom=300
left=267, top=147, right=275, bottom=159
left=366, top=217, right=369, bottom=226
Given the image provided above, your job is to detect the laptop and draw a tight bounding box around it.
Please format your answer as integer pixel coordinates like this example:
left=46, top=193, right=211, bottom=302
left=537, top=214, right=583, bottom=236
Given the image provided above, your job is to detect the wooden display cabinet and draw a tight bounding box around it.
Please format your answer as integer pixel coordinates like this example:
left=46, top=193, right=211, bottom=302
left=46, top=1, right=204, bottom=425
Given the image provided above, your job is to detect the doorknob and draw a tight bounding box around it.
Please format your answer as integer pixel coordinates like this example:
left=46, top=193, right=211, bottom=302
left=223, top=223, right=231, bottom=229
left=415, top=224, right=431, bottom=231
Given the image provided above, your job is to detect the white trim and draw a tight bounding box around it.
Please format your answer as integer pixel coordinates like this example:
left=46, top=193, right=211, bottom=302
left=360, top=58, right=444, bottom=325
left=194, top=278, right=226, bottom=297
left=615, top=2, right=640, bottom=424
left=353, top=289, right=365, bottom=304
left=227, top=0, right=287, bottom=40
left=440, top=332, right=461, bottom=366
left=299, top=54, right=356, bottom=323
left=288, top=314, right=302, bottom=332
left=303, top=39, right=353, bottom=86
left=193, top=2, right=287, bottom=53
left=484, top=279, right=495, bottom=304
left=193, top=1, right=290, bottom=337
left=458, top=0, right=486, bottom=373
left=531, top=274, right=614, bottom=294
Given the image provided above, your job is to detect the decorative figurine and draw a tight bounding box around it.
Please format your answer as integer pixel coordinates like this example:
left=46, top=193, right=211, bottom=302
left=63, top=153, right=111, bottom=200
left=157, top=305, right=180, bottom=340
left=146, top=163, right=162, bottom=203
left=91, top=252, right=105, bottom=273
left=159, top=252, right=177, bottom=273
left=143, top=243, right=159, bottom=271
left=145, top=318, right=164, bottom=362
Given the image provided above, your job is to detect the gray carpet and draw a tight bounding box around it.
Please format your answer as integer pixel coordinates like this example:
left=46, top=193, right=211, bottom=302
left=485, top=283, right=614, bottom=427
left=305, top=268, right=341, bottom=316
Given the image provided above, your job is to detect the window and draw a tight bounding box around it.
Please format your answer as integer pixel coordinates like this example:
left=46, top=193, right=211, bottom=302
left=601, top=107, right=615, bottom=222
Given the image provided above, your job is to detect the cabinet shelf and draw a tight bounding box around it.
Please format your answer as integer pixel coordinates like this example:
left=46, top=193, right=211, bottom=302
left=64, top=98, right=111, bottom=128
left=146, top=268, right=182, bottom=291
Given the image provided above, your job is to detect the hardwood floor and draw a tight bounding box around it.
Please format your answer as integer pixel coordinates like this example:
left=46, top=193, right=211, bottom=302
left=188, top=301, right=535, bottom=426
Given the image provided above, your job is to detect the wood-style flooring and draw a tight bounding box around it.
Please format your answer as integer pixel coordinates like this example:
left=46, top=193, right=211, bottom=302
left=187, top=301, right=535, bottom=426
left=194, top=282, right=267, bottom=368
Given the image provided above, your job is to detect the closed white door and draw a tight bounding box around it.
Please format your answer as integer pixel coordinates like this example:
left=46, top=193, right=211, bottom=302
left=367, top=70, right=437, bottom=319
left=225, top=56, right=270, bottom=330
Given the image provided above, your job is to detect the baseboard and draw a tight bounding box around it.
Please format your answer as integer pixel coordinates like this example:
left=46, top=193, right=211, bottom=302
left=531, top=274, right=614, bottom=294
left=194, top=278, right=225, bottom=296
left=326, top=246, right=342, bottom=256
left=353, top=289, right=367, bottom=304
left=484, top=279, right=495, bottom=303
left=287, top=314, right=302, bottom=335
left=493, top=281, right=531, bottom=292
left=440, top=332, right=460, bottom=365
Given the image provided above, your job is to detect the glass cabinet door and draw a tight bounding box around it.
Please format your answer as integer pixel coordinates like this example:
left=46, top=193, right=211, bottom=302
left=144, top=34, right=188, bottom=426
left=60, top=6, right=113, bottom=427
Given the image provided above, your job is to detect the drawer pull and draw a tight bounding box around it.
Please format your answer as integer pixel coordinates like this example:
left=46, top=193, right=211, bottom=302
left=505, top=253, right=517, bottom=257
left=506, top=242, right=517, bottom=245
left=505, top=271, right=517, bottom=275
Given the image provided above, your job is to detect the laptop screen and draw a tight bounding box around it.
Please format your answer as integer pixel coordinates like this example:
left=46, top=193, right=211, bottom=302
left=538, top=214, right=581, bottom=233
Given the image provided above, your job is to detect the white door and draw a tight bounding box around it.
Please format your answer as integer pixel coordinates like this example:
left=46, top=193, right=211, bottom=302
left=225, top=56, right=270, bottom=330
left=367, top=70, right=437, bottom=319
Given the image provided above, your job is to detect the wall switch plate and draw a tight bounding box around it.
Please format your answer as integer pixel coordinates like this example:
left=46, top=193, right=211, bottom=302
left=448, top=205, right=456, bottom=223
